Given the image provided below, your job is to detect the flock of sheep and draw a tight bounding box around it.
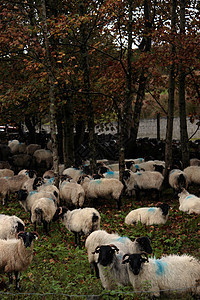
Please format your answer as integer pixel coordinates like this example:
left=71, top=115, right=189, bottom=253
left=0, top=139, right=199, bottom=296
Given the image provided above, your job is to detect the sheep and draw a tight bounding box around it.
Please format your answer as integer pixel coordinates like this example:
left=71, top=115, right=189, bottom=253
left=92, top=244, right=130, bottom=289
left=0, top=172, right=36, bottom=205
left=31, top=197, right=57, bottom=234
left=0, top=231, right=38, bottom=289
left=0, top=168, right=14, bottom=177
left=190, top=158, right=200, bottom=166
left=130, top=160, right=165, bottom=174
left=85, top=230, right=152, bottom=278
left=122, top=170, right=164, bottom=201
left=0, top=214, right=25, bottom=240
left=168, top=169, right=190, bottom=193
left=43, top=170, right=55, bottom=180
left=0, top=161, right=11, bottom=169
left=8, top=139, right=20, bottom=154
left=178, top=189, right=200, bottom=214
left=62, top=167, right=84, bottom=182
left=125, top=203, right=170, bottom=225
left=59, top=175, right=85, bottom=208
left=122, top=253, right=200, bottom=297
left=9, top=154, right=33, bottom=172
left=26, top=143, right=41, bottom=156
left=33, top=149, right=53, bottom=169
left=18, top=188, right=59, bottom=216
left=53, top=207, right=101, bottom=245
left=81, top=177, right=124, bottom=209
left=183, top=166, right=200, bottom=185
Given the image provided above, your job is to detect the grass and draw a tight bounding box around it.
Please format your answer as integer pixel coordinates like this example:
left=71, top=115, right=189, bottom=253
left=0, top=184, right=199, bottom=299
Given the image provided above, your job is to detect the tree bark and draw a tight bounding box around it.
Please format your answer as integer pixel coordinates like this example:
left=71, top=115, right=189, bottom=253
left=164, top=0, right=177, bottom=181
left=178, top=0, right=189, bottom=168
left=41, top=0, right=59, bottom=184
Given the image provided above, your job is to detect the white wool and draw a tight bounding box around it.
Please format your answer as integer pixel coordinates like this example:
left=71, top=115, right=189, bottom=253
left=125, top=207, right=169, bottom=225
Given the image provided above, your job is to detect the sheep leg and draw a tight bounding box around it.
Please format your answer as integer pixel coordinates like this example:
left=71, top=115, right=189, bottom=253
left=34, top=221, right=37, bottom=232
left=116, top=196, right=122, bottom=210
left=135, top=189, right=141, bottom=201
left=74, top=232, right=78, bottom=245
left=43, top=220, right=48, bottom=235
left=94, top=262, right=100, bottom=278
left=14, top=271, right=20, bottom=290
left=8, top=273, right=13, bottom=285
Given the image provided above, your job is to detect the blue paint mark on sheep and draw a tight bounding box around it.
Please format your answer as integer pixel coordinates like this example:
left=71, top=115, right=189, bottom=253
left=154, top=259, right=167, bottom=276
left=136, top=172, right=142, bottom=176
left=115, top=236, right=128, bottom=243
left=139, top=158, right=143, bottom=163
left=106, top=171, right=114, bottom=177
left=94, top=179, right=102, bottom=184
left=148, top=207, right=156, bottom=213
left=135, top=164, right=140, bottom=169
left=29, top=191, right=38, bottom=196
left=185, top=195, right=195, bottom=200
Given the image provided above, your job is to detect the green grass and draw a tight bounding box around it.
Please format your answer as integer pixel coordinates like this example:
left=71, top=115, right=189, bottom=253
left=0, top=184, right=199, bottom=299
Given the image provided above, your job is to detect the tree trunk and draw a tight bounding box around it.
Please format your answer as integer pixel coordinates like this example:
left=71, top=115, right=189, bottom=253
left=79, top=3, right=96, bottom=173
left=62, top=100, right=75, bottom=167
left=178, top=0, right=189, bottom=168
left=41, top=0, right=59, bottom=185
left=164, top=0, right=177, bottom=182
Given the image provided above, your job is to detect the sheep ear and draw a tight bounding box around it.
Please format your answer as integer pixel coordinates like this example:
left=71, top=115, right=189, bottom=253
left=122, top=254, right=130, bottom=264
left=32, top=231, right=40, bottom=240
left=92, top=246, right=100, bottom=254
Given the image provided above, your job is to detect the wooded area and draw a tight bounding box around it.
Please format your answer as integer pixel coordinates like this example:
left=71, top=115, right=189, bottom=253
left=0, top=0, right=199, bottom=177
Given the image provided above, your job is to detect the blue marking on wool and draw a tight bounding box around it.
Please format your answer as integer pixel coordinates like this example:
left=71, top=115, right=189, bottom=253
left=106, top=171, right=114, bottom=177
left=135, top=164, right=140, bottom=169
left=136, top=172, right=142, bottom=176
left=115, top=236, right=128, bottom=243
left=80, top=170, right=83, bottom=174
left=148, top=207, right=156, bottom=213
left=139, top=158, right=143, bottom=163
left=185, top=195, right=194, bottom=200
left=47, top=177, right=54, bottom=184
left=29, top=191, right=38, bottom=196
left=94, top=179, right=102, bottom=184
left=154, top=259, right=167, bottom=276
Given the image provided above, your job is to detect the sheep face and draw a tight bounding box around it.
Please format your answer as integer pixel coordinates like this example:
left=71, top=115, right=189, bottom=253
left=94, top=245, right=119, bottom=267
left=17, top=232, right=38, bottom=248
left=135, top=237, right=152, bottom=254
left=33, top=177, right=45, bottom=190
left=18, top=189, right=28, bottom=201
left=122, top=253, right=148, bottom=275
left=122, top=170, right=131, bottom=181
left=158, top=203, right=170, bottom=216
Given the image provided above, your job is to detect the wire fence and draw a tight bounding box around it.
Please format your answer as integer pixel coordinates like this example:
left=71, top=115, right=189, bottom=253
left=0, top=284, right=199, bottom=299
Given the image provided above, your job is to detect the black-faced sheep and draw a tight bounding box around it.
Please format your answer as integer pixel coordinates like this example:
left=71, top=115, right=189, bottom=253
left=0, top=172, right=36, bottom=205
left=33, top=149, right=53, bottom=169
left=62, top=167, right=84, bottom=182
left=85, top=230, right=152, bottom=279
left=122, top=170, right=164, bottom=201
left=178, top=188, right=200, bottom=214
left=0, top=231, right=38, bottom=289
left=26, top=144, right=41, bottom=156
left=125, top=203, right=170, bottom=225
left=183, top=166, right=200, bottom=185
left=31, top=197, right=57, bottom=234
left=168, top=169, right=190, bottom=192
left=122, top=253, right=200, bottom=297
left=59, top=176, right=85, bottom=208
left=0, top=214, right=25, bottom=239
left=53, top=207, right=101, bottom=245
left=81, top=177, right=124, bottom=209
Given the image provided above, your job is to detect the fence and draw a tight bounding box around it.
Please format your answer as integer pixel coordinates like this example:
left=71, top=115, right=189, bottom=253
left=0, top=285, right=198, bottom=299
